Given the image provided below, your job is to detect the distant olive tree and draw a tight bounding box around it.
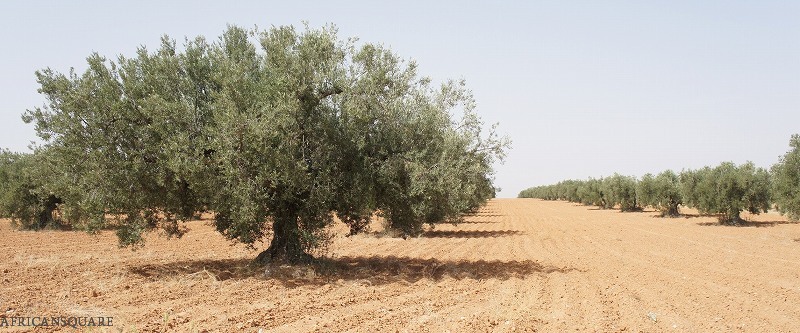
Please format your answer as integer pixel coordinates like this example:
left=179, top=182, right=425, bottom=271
left=681, top=162, right=770, bottom=224
left=0, top=150, right=64, bottom=229
left=771, top=134, right=800, bottom=221
left=518, top=184, right=557, bottom=200
left=637, top=173, right=657, bottom=209
left=518, top=179, right=589, bottom=204
left=578, top=178, right=606, bottom=208
left=22, top=25, right=509, bottom=263
left=520, top=177, right=618, bottom=211
left=679, top=168, right=704, bottom=211
left=638, top=170, right=682, bottom=217
left=602, top=174, right=640, bottom=212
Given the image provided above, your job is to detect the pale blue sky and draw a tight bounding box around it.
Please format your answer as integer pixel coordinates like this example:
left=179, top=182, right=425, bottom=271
left=1, top=1, right=798, bottom=197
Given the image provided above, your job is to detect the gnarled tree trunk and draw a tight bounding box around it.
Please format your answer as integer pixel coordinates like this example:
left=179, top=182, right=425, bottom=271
left=35, top=195, right=62, bottom=229
left=255, top=209, right=312, bottom=265
left=662, top=200, right=680, bottom=217
left=720, top=208, right=743, bottom=225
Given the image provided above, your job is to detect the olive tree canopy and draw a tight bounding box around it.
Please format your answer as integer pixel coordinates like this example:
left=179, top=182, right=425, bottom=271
left=772, top=134, right=800, bottom=221
left=23, top=25, right=509, bottom=263
left=681, top=162, right=770, bottom=224
left=638, top=170, right=682, bottom=217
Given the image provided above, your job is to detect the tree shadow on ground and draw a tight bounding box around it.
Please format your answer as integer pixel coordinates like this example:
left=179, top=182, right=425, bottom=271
left=680, top=213, right=708, bottom=219
left=648, top=214, right=685, bottom=219
left=454, top=219, right=500, bottom=224
left=422, top=230, right=523, bottom=238
left=468, top=213, right=506, bottom=217
left=695, top=220, right=796, bottom=228
left=127, top=255, right=576, bottom=287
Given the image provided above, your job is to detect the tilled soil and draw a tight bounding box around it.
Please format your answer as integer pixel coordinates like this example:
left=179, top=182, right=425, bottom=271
left=1, top=199, right=799, bottom=332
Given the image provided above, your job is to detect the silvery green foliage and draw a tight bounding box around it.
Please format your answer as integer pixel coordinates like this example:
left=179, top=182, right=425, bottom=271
left=601, top=174, right=640, bottom=212
left=638, top=170, right=682, bottom=217
left=0, top=150, right=63, bottom=229
left=681, top=162, right=770, bottom=224
left=771, top=135, right=800, bottom=221
left=22, top=25, right=509, bottom=262
left=578, top=178, right=607, bottom=208
left=518, top=178, right=608, bottom=209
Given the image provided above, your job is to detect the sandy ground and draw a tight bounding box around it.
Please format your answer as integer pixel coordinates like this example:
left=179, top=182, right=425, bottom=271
left=1, top=198, right=800, bottom=332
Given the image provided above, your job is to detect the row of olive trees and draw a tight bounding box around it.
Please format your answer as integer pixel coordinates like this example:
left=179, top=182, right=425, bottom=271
left=520, top=136, right=800, bottom=225
left=0, top=25, right=509, bottom=264
left=518, top=173, right=645, bottom=212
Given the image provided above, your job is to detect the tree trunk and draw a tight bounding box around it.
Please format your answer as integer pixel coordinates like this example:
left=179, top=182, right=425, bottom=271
left=36, top=195, right=62, bottom=229
left=255, top=211, right=312, bottom=265
left=663, top=202, right=680, bottom=217
left=721, top=208, right=742, bottom=225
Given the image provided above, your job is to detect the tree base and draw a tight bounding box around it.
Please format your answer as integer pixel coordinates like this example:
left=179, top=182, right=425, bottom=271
left=254, top=245, right=314, bottom=266
left=660, top=207, right=681, bottom=218
left=255, top=212, right=316, bottom=265
left=719, top=214, right=744, bottom=226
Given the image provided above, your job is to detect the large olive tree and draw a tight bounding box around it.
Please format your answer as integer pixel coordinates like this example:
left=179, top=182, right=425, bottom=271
left=23, top=25, right=508, bottom=263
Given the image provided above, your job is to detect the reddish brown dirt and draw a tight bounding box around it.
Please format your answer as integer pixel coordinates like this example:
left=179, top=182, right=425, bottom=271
left=1, top=199, right=800, bottom=332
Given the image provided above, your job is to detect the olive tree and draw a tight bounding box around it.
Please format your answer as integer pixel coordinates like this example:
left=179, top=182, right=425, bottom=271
left=771, top=134, right=800, bottom=221
left=679, top=168, right=705, bottom=211
left=0, top=150, right=64, bottom=229
left=638, top=170, right=682, bottom=217
left=558, top=180, right=582, bottom=202
left=577, top=178, right=606, bottom=208
left=602, top=174, right=640, bottom=212
left=681, top=162, right=770, bottom=224
left=23, top=25, right=508, bottom=263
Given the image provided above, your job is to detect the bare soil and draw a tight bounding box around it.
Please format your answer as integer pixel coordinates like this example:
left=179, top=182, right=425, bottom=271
left=1, top=199, right=800, bottom=332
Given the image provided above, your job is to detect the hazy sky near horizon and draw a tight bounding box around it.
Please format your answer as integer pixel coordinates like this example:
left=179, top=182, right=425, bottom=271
left=1, top=1, right=798, bottom=197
